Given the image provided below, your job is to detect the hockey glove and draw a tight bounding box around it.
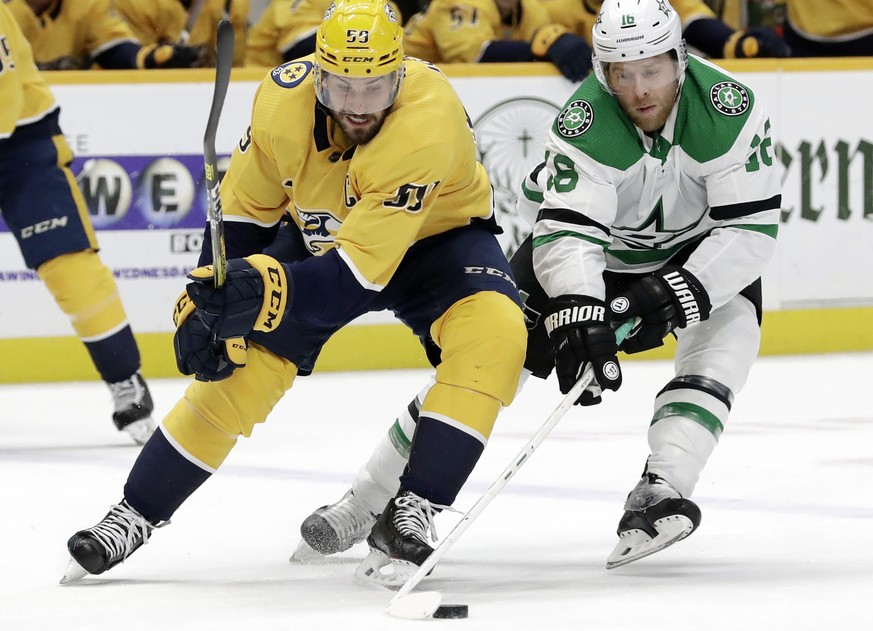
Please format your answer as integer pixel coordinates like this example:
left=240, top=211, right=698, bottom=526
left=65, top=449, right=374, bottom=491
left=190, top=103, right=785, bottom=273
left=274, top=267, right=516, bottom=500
left=172, top=290, right=247, bottom=382
left=137, top=43, right=203, bottom=69
left=532, top=25, right=592, bottom=82
left=609, top=265, right=712, bottom=354
left=185, top=254, right=292, bottom=342
left=724, top=27, right=791, bottom=58
left=543, top=295, right=621, bottom=406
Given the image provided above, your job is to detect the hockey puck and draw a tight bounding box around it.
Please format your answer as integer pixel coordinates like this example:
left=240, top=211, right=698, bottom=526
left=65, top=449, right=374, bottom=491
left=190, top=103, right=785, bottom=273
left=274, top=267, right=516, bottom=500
left=433, top=604, right=469, bottom=619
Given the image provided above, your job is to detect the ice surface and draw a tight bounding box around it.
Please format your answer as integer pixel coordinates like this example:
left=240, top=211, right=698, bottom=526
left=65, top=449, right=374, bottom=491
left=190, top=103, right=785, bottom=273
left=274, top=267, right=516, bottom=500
left=1, top=353, right=872, bottom=630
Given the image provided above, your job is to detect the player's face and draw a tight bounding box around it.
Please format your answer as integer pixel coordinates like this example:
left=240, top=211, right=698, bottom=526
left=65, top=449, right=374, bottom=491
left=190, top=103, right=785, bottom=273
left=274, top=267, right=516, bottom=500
left=319, top=71, right=399, bottom=116
left=607, top=54, right=680, bottom=133
left=330, top=108, right=390, bottom=145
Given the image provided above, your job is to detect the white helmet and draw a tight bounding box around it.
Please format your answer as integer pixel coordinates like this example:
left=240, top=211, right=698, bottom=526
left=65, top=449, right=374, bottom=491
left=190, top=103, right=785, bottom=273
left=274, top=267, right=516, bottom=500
left=592, top=0, right=687, bottom=93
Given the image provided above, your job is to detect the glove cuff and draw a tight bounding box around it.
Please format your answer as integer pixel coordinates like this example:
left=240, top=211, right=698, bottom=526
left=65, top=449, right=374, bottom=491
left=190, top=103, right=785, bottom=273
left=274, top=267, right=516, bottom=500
left=243, top=254, right=290, bottom=333
left=531, top=24, right=570, bottom=58
left=723, top=30, right=759, bottom=59
left=655, top=266, right=711, bottom=327
left=543, top=295, right=608, bottom=336
left=172, top=289, right=196, bottom=328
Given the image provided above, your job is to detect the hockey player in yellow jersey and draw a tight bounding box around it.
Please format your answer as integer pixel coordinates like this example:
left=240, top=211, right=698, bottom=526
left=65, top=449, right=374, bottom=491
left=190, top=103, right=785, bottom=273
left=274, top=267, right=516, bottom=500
left=62, top=0, right=527, bottom=588
left=1, top=3, right=155, bottom=442
left=6, top=0, right=201, bottom=69
left=402, top=0, right=593, bottom=81
left=113, top=0, right=250, bottom=67
left=245, top=0, right=407, bottom=68
left=540, top=0, right=789, bottom=59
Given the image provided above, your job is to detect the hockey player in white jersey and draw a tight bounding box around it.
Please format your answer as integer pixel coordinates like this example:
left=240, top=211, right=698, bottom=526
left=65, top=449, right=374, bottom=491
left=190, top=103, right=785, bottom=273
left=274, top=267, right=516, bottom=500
left=293, top=0, right=780, bottom=568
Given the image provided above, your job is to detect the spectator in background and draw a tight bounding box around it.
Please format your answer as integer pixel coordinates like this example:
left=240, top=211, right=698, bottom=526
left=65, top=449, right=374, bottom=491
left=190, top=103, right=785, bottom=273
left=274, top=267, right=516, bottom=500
left=541, top=0, right=790, bottom=60
left=1, top=2, right=156, bottom=443
left=782, top=0, right=873, bottom=56
left=114, top=0, right=251, bottom=67
left=6, top=0, right=201, bottom=69
left=402, top=0, right=592, bottom=82
left=246, top=0, right=410, bottom=67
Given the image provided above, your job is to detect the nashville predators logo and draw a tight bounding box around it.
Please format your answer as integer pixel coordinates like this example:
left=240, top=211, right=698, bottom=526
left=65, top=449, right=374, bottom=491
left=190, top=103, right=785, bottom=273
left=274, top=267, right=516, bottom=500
left=272, top=61, right=313, bottom=88
left=710, top=81, right=750, bottom=116
left=556, top=100, right=594, bottom=137
left=295, top=207, right=343, bottom=254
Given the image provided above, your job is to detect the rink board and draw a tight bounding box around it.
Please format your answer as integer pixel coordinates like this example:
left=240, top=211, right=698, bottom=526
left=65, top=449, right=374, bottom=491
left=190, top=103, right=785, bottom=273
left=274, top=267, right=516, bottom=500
left=1, top=59, right=871, bottom=382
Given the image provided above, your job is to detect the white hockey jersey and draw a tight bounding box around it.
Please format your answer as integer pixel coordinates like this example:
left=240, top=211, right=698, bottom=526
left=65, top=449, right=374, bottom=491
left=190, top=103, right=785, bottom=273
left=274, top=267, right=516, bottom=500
left=528, top=55, right=780, bottom=312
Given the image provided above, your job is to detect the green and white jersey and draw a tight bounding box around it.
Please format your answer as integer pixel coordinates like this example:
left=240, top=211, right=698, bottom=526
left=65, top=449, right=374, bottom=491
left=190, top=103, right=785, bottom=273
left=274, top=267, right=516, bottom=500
left=529, top=55, right=780, bottom=311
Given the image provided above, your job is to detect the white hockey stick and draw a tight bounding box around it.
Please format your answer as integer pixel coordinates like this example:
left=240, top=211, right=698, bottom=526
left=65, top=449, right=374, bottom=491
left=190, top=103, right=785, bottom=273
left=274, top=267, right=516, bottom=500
left=203, top=19, right=234, bottom=288
left=386, top=320, right=635, bottom=619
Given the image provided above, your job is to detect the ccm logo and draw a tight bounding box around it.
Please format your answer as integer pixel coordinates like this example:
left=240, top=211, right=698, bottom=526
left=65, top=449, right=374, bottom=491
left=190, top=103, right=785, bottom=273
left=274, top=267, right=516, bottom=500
left=342, top=56, right=374, bottom=62
left=20, top=217, right=68, bottom=239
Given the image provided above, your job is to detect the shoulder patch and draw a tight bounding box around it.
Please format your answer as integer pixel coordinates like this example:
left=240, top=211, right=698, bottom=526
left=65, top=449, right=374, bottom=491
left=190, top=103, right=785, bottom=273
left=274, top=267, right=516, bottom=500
left=709, top=81, right=750, bottom=116
left=271, top=61, right=313, bottom=88
left=556, top=100, right=594, bottom=137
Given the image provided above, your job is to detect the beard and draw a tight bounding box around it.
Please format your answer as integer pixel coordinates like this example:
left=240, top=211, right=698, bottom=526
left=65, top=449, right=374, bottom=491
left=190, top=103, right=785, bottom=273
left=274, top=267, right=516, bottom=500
left=331, top=109, right=389, bottom=145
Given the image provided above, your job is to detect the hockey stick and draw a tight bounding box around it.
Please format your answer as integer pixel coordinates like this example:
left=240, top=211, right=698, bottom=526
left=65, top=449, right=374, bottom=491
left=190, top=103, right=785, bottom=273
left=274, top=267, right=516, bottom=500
left=386, top=319, right=635, bottom=620
left=177, top=0, right=207, bottom=46
left=203, top=19, right=234, bottom=288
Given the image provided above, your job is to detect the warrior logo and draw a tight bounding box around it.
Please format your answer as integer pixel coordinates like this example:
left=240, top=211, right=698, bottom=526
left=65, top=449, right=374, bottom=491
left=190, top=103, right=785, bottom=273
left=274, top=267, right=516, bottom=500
left=556, top=100, right=594, bottom=137
left=710, top=81, right=750, bottom=116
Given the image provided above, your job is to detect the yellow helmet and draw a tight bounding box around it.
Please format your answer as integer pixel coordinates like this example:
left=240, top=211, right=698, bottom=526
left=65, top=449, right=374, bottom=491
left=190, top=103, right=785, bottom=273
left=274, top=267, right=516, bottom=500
left=314, top=0, right=405, bottom=114
left=316, top=0, right=403, bottom=77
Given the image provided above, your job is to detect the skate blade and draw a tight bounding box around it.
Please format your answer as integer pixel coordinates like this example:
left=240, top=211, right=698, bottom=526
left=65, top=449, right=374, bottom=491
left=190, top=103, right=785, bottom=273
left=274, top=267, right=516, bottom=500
left=355, top=549, right=418, bottom=589
left=121, top=417, right=156, bottom=445
left=386, top=591, right=443, bottom=620
left=605, top=515, right=693, bottom=569
left=59, top=558, right=89, bottom=584
left=289, top=539, right=328, bottom=564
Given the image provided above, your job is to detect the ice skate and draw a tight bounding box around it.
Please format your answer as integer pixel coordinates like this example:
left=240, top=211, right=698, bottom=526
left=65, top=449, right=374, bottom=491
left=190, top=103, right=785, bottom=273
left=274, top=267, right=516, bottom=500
left=109, top=371, right=156, bottom=445
left=606, top=473, right=701, bottom=569
left=290, top=489, right=377, bottom=562
left=60, top=500, right=158, bottom=584
left=355, top=490, right=443, bottom=589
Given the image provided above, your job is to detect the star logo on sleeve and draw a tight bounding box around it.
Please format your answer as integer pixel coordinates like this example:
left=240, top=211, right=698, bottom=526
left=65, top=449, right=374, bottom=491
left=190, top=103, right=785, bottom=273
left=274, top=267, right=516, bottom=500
left=709, top=81, right=750, bottom=116
left=556, top=100, right=594, bottom=137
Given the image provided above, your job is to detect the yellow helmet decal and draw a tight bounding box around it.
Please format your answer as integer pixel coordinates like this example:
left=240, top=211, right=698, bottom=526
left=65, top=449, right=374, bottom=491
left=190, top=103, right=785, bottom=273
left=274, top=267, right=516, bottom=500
left=316, top=0, right=403, bottom=77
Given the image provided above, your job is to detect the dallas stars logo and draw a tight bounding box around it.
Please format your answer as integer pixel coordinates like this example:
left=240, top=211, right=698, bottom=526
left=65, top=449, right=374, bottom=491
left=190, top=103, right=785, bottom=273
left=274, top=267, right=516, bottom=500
left=556, top=100, right=594, bottom=137
left=710, top=81, right=750, bottom=116
left=656, top=0, right=671, bottom=18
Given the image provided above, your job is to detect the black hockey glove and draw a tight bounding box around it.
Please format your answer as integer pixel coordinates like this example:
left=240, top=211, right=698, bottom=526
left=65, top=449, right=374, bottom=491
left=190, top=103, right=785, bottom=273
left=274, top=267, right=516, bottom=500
left=137, top=43, right=203, bottom=69
left=724, top=27, right=791, bottom=58
left=609, top=265, right=712, bottom=355
left=172, top=291, right=247, bottom=382
left=543, top=295, right=621, bottom=406
left=185, top=254, right=292, bottom=342
left=531, top=25, right=592, bottom=82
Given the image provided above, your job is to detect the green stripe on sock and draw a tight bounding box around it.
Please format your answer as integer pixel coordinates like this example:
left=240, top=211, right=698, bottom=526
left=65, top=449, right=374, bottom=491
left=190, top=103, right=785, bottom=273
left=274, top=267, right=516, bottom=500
left=388, top=419, right=412, bottom=458
left=651, top=402, right=724, bottom=439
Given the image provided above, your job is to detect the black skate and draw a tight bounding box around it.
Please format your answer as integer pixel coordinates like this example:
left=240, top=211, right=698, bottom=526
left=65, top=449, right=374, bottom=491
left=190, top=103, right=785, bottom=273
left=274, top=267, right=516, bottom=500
left=606, top=473, right=701, bottom=569
left=292, top=489, right=377, bottom=562
left=109, top=371, right=156, bottom=445
left=355, top=490, right=443, bottom=589
left=60, top=500, right=159, bottom=584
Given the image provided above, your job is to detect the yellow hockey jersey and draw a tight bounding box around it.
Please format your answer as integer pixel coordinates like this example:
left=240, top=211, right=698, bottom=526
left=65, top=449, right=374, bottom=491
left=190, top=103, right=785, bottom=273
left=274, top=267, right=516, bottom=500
left=787, top=0, right=873, bottom=39
left=540, top=0, right=716, bottom=43
left=0, top=3, right=57, bottom=138
left=402, top=0, right=554, bottom=64
left=222, top=56, right=494, bottom=288
left=5, top=0, right=137, bottom=69
left=113, top=0, right=250, bottom=66
left=245, top=0, right=328, bottom=67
